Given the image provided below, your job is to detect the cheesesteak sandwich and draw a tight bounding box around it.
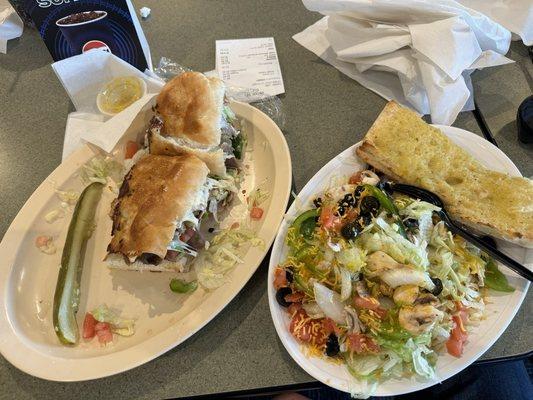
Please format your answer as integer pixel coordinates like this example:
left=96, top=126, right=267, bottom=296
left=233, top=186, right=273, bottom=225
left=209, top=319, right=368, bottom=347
left=147, top=71, right=244, bottom=176
left=356, top=101, right=533, bottom=248
left=106, top=154, right=234, bottom=272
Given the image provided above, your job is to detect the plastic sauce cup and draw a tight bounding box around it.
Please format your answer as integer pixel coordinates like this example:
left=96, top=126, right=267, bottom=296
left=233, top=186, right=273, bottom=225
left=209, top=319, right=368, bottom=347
left=96, top=76, right=147, bottom=116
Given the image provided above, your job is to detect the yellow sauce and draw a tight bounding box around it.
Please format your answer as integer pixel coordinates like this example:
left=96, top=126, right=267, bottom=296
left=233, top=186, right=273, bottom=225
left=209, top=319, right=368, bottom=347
left=98, top=76, right=144, bottom=114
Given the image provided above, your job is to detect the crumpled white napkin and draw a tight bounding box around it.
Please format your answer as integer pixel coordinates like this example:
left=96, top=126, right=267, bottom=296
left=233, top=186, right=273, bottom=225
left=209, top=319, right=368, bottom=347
left=458, top=0, right=533, bottom=46
left=294, top=0, right=514, bottom=125
left=0, top=1, right=23, bottom=54
left=52, top=50, right=164, bottom=159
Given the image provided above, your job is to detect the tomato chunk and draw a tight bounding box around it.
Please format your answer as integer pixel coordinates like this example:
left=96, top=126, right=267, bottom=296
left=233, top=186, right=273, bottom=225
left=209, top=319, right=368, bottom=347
left=96, top=328, right=113, bottom=345
left=250, top=207, right=264, bottom=220
left=289, top=308, right=310, bottom=341
left=446, top=315, right=467, bottom=357
left=125, top=141, right=139, bottom=159
left=285, top=291, right=304, bottom=303
left=288, top=302, right=302, bottom=316
left=273, top=267, right=288, bottom=290
left=95, top=322, right=111, bottom=332
left=82, top=313, right=97, bottom=339
left=179, top=227, right=196, bottom=243
left=349, top=171, right=365, bottom=185
left=446, top=337, right=464, bottom=358
left=346, top=333, right=380, bottom=354
left=35, top=235, right=51, bottom=247
left=319, top=207, right=340, bottom=230
left=353, top=295, right=380, bottom=310
left=353, top=296, right=387, bottom=318
left=322, top=318, right=342, bottom=336
left=289, top=309, right=327, bottom=347
left=455, top=301, right=469, bottom=325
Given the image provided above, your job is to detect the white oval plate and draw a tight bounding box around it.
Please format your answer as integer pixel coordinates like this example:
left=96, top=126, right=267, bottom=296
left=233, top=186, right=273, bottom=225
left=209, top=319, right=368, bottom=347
left=268, top=125, right=530, bottom=397
left=0, top=101, right=292, bottom=382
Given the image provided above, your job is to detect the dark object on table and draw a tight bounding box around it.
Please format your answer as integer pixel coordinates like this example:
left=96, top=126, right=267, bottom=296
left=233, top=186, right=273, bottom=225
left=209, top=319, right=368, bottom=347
left=517, top=95, right=533, bottom=144
left=389, top=183, right=533, bottom=282
left=19, top=0, right=149, bottom=71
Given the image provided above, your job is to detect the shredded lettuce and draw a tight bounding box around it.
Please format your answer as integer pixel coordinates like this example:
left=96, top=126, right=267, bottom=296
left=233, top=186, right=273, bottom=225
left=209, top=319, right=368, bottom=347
left=223, top=105, right=236, bottom=122
left=247, top=185, right=270, bottom=210
left=195, top=228, right=264, bottom=289
left=344, top=354, right=384, bottom=377
left=348, top=378, right=378, bottom=400
left=55, top=189, right=79, bottom=205
left=80, top=156, right=123, bottom=185
left=410, top=343, right=435, bottom=379
left=336, top=247, right=367, bottom=273
left=400, top=200, right=441, bottom=219
left=372, top=217, right=429, bottom=270
left=44, top=209, right=64, bottom=223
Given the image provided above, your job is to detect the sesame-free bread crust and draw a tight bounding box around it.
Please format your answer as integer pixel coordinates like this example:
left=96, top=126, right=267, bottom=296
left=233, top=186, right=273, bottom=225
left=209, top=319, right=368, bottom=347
left=356, top=101, right=533, bottom=248
left=147, top=120, right=226, bottom=176
left=156, top=72, right=225, bottom=148
left=107, top=154, right=209, bottom=262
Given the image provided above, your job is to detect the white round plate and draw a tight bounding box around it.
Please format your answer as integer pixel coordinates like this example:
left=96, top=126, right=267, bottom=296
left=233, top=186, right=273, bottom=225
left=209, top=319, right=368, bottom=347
left=0, top=101, right=292, bottom=381
left=268, top=125, right=530, bottom=397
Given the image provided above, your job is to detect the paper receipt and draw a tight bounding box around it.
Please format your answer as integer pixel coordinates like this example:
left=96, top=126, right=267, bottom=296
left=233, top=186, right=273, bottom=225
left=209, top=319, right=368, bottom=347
left=216, top=37, right=285, bottom=99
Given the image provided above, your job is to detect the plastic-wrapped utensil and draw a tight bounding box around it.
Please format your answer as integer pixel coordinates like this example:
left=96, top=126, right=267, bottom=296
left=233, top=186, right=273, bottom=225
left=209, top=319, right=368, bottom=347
left=389, top=182, right=533, bottom=282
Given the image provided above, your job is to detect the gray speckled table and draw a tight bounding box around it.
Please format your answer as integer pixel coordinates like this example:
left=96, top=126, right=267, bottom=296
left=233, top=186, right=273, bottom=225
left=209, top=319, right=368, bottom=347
left=0, top=1, right=531, bottom=399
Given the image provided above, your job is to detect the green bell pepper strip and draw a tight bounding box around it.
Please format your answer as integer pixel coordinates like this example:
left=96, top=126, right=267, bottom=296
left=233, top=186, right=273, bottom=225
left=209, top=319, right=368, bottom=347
left=291, top=209, right=319, bottom=237
left=170, top=279, right=198, bottom=294
left=292, top=272, right=313, bottom=296
left=294, top=246, right=327, bottom=279
left=300, top=217, right=317, bottom=239
left=363, top=184, right=407, bottom=238
left=484, top=259, right=514, bottom=292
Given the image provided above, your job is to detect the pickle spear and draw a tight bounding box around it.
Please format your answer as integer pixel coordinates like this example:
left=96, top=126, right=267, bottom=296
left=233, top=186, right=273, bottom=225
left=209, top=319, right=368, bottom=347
left=53, top=182, right=103, bottom=345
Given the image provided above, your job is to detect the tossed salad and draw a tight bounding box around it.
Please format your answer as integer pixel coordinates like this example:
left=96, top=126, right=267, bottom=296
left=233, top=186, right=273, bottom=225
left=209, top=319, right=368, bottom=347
left=274, top=169, right=513, bottom=392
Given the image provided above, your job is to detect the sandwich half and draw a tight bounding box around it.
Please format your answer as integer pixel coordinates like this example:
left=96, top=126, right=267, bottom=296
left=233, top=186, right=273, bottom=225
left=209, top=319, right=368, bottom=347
left=147, top=71, right=244, bottom=176
left=106, top=153, right=232, bottom=272
left=356, top=101, right=533, bottom=248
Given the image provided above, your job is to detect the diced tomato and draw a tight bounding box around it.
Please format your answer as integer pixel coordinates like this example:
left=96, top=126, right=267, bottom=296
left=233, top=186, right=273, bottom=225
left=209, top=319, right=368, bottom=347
left=353, top=296, right=387, bottom=319
left=346, top=333, right=380, bottom=354
left=446, top=337, right=464, bottom=358
left=82, top=313, right=97, bottom=339
left=35, top=235, right=51, bottom=247
left=289, top=308, right=310, bottom=341
left=446, top=315, right=467, bottom=357
left=94, top=321, right=113, bottom=344
left=285, top=291, right=305, bottom=303
left=450, top=315, right=468, bottom=343
left=455, top=301, right=469, bottom=325
left=322, top=318, right=341, bottom=336
left=354, top=295, right=380, bottom=310
left=96, top=328, right=113, bottom=345
left=179, top=227, right=196, bottom=243
left=348, top=171, right=365, bottom=185
left=250, top=207, right=264, bottom=220
left=373, top=307, right=388, bottom=319
left=319, top=207, right=341, bottom=230
left=125, top=141, right=139, bottom=159
left=288, top=303, right=302, bottom=316
left=273, top=267, right=288, bottom=290
left=289, top=308, right=327, bottom=346
left=95, top=322, right=111, bottom=332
